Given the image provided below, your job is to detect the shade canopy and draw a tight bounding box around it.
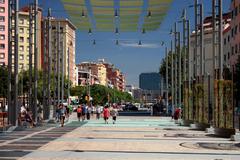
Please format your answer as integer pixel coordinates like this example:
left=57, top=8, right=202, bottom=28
left=61, top=0, right=173, bottom=32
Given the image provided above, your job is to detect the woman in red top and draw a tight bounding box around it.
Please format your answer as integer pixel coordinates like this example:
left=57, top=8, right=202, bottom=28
left=103, top=106, right=110, bottom=124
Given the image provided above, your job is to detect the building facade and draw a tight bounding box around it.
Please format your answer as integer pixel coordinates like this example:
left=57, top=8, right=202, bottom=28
left=47, top=18, right=76, bottom=85
left=0, top=0, right=8, bottom=67
left=229, top=0, right=240, bottom=67
left=16, top=7, right=42, bottom=71
left=139, top=72, right=161, bottom=90
left=77, top=60, right=126, bottom=92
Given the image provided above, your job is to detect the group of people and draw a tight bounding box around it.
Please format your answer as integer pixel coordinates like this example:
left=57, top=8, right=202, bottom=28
left=76, top=105, right=118, bottom=124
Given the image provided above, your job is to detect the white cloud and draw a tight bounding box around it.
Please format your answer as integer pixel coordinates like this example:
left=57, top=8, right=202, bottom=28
left=119, top=41, right=161, bottom=49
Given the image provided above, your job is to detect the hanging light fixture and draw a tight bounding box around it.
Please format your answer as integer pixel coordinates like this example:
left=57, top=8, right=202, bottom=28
left=138, top=40, right=142, bottom=46
left=147, top=10, right=152, bottom=18
left=93, top=39, right=96, bottom=45
left=142, top=28, right=146, bottom=34
left=161, top=41, right=164, bottom=46
left=114, top=9, right=118, bottom=18
left=115, top=27, right=119, bottom=35
left=116, top=39, right=119, bottom=45
left=88, top=28, right=92, bottom=35
left=82, top=9, right=86, bottom=18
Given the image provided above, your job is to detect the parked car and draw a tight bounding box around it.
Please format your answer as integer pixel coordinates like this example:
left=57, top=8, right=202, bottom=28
left=123, top=104, right=138, bottom=111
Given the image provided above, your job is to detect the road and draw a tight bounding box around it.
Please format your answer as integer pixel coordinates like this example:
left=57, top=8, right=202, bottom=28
left=0, top=113, right=239, bottom=160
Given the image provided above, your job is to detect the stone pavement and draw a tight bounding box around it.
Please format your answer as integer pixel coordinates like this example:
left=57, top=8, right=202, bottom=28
left=0, top=114, right=240, bottom=160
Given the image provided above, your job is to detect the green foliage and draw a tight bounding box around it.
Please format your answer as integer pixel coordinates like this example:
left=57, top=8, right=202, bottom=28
left=0, top=66, right=8, bottom=98
left=71, top=84, right=133, bottom=105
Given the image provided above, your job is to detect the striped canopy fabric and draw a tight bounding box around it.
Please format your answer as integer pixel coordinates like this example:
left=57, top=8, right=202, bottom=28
left=61, top=0, right=173, bottom=32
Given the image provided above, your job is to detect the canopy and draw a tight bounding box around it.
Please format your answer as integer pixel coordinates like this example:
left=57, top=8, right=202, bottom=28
left=61, top=0, right=173, bottom=32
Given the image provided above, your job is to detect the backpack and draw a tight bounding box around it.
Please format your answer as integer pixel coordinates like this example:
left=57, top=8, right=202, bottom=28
left=77, top=108, right=82, bottom=113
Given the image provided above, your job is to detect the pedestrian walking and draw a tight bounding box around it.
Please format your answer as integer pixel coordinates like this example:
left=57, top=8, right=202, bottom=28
left=103, top=106, right=110, bottom=124
left=173, top=107, right=181, bottom=123
left=110, top=108, right=118, bottom=124
left=81, top=105, right=87, bottom=121
left=60, top=104, right=66, bottom=127
left=77, top=105, right=82, bottom=122
left=96, top=106, right=101, bottom=119
left=87, top=106, right=92, bottom=120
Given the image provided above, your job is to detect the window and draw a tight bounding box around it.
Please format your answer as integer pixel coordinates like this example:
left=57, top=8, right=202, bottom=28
left=228, top=52, right=230, bottom=59
left=19, top=63, right=24, bottom=69
left=0, top=44, right=5, bottom=49
left=19, top=37, right=24, bottom=42
left=0, top=7, right=5, bottom=13
left=26, top=55, right=29, bottom=60
left=224, top=55, right=226, bottom=61
left=0, top=25, right=5, bottom=31
left=19, top=54, right=24, bottom=60
left=0, top=53, right=4, bottom=59
left=231, top=29, right=234, bottom=37
left=235, top=44, right=238, bottom=54
left=0, top=0, right=5, bottom=4
left=232, top=46, right=234, bottom=55
left=224, top=38, right=226, bottom=45
left=235, top=25, right=238, bottom=35
left=27, top=37, right=29, bottom=42
left=19, top=45, right=24, bottom=51
left=235, top=7, right=238, bottom=16
left=0, top=34, right=4, bottom=40
left=19, top=28, right=24, bottom=33
left=26, top=46, right=29, bottom=51
left=0, top=16, right=5, bottom=22
left=0, top=62, right=4, bottom=66
left=228, top=35, right=230, bottom=42
left=19, top=19, right=24, bottom=25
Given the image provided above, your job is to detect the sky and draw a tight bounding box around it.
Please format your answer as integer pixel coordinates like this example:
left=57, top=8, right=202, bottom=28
left=20, top=0, right=231, bottom=87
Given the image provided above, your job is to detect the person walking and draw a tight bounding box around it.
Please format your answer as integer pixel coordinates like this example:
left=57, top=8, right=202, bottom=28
left=77, top=105, right=82, bottom=122
left=87, top=106, right=92, bottom=120
left=103, top=106, right=110, bottom=124
left=110, top=108, right=118, bottom=124
left=81, top=105, right=87, bottom=121
left=60, top=104, right=66, bottom=127
left=96, top=106, right=101, bottom=119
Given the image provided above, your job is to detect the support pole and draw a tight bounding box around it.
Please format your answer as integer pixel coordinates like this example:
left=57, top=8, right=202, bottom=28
left=170, top=40, right=174, bottom=116
left=61, top=29, right=64, bottom=104
left=174, top=22, right=178, bottom=108
left=212, top=0, right=216, bottom=126
left=67, top=48, right=70, bottom=106
left=46, top=8, right=52, bottom=119
left=218, top=0, right=223, bottom=80
left=13, top=0, right=19, bottom=126
left=29, top=4, right=33, bottom=113
left=165, top=47, right=169, bottom=115
left=57, top=22, right=60, bottom=105
left=33, top=0, right=38, bottom=122
left=42, top=20, right=47, bottom=119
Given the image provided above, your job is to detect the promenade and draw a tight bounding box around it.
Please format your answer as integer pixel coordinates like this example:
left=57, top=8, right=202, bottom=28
left=0, top=115, right=239, bottom=160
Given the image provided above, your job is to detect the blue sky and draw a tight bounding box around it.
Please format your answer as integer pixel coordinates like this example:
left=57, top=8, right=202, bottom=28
left=20, top=0, right=231, bottom=87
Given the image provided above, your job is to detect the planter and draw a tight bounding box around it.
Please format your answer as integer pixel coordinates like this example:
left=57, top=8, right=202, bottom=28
left=190, top=122, right=210, bottom=131
left=181, top=119, right=193, bottom=126
left=214, top=127, right=236, bottom=138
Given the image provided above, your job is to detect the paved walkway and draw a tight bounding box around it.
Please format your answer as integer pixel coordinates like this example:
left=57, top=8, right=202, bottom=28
left=0, top=114, right=240, bottom=160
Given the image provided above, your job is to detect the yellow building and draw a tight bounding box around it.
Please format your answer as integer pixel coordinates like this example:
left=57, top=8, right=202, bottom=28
left=16, top=7, right=42, bottom=71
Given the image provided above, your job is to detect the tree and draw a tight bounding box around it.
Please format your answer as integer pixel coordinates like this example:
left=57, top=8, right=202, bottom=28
left=70, top=84, right=133, bottom=105
left=0, top=66, right=8, bottom=98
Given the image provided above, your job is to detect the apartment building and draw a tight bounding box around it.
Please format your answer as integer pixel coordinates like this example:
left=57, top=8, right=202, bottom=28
left=229, top=0, right=240, bottom=67
left=0, top=0, right=8, bottom=67
left=46, top=18, right=76, bottom=85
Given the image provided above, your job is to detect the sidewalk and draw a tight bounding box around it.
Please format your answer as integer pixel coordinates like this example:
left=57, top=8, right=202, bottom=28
left=13, top=114, right=240, bottom=160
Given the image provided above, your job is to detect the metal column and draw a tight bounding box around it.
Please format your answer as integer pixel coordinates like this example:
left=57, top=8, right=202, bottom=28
left=33, top=0, right=38, bottom=121
left=174, top=22, right=178, bottom=108
left=13, top=0, right=19, bottom=126
left=61, top=29, right=64, bottom=104
left=165, top=47, right=169, bottom=114
left=57, top=22, right=60, bottom=105
left=29, top=5, right=33, bottom=112
left=8, top=0, right=19, bottom=126
left=46, top=8, right=52, bottom=119
left=170, top=40, right=174, bottom=116
left=42, top=20, right=47, bottom=119
left=218, top=0, right=223, bottom=80
left=67, top=48, right=70, bottom=106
